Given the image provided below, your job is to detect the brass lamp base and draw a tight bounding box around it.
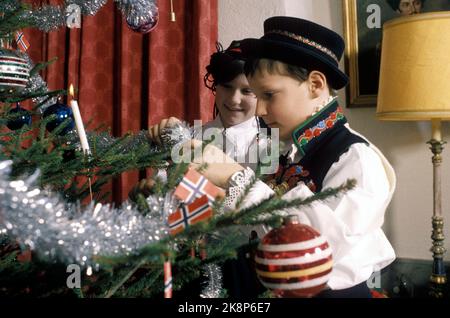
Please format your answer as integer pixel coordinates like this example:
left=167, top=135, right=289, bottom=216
left=427, top=139, right=448, bottom=298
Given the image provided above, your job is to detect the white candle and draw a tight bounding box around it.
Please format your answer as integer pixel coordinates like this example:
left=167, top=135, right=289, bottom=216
left=69, top=84, right=90, bottom=154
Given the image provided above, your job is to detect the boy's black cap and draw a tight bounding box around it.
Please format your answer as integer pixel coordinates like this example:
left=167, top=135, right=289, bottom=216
left=240, top=16, right=349, bottom=89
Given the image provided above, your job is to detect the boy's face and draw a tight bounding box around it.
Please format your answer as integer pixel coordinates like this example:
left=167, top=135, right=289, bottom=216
left=248, top=69, right=316, bottom=141
left=215, top=74, right=257, bottom=128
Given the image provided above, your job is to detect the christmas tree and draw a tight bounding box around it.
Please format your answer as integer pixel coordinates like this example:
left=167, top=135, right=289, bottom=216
left=0, top=1, right=355, bottom=298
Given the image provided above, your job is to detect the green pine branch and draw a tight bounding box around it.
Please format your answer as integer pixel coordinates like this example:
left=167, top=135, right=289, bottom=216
left=0, top=2, right=31, bottom=39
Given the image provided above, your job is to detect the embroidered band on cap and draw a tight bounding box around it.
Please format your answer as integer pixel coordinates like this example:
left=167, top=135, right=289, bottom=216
left=266, top=30, right=339, bottom=63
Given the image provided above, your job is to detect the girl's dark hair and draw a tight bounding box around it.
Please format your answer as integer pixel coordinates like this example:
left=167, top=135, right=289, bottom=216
left=203, top=41, right=245, bottom=92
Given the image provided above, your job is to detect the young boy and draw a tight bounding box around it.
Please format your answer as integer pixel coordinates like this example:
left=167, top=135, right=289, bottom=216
left=195, top=16, right=396, bottom=297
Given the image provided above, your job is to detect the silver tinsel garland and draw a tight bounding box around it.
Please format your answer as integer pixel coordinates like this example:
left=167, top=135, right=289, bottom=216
left=65, top=0, right=108, bottom=16
left=18, top=51, right=57, bottom=112
left=15, top=0, right=157, bottom=32
left=0, top=0, right=20, bottom=12
left=23, top=5, right=65, bottom=33
left=0, top=160, right=177, bottom=271
left=200, top=263, right=223, bottom=298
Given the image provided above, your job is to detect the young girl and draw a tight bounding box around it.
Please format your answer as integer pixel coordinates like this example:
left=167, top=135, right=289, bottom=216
left=193, top=16, right=396, bottom=298
left=129, top=40, right=263, bottom=200
left=148, top=40, right=264, bottom=171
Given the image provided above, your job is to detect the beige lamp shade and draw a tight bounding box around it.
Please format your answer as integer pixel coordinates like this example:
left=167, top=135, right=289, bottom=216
left=377, top=12, right=450, bottom=121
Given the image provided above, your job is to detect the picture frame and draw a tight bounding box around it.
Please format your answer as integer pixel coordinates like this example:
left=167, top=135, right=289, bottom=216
left=342, top=0, right=450, bottom=108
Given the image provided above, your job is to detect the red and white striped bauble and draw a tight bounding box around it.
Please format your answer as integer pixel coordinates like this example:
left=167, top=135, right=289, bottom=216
left=0, top=48, right=30, bottom=94
left=255, top=215, right=332, bottom=297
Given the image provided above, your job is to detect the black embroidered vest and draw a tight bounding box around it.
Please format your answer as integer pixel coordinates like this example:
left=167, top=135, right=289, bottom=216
left=266, top=99, right=369, bottom=192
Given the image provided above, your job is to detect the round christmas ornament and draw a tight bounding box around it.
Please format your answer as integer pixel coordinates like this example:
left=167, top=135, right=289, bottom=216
left=42, top=102, right=75, bottom=135
left=119, top=0, right=159, bottom=33
left=0, top=48, right=30, bottom=94
left=6, top=103, right=32, bottom=130
left=255, top=215, right=332, bottom=297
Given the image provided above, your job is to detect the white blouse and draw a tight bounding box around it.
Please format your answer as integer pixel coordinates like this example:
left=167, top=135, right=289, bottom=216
left=230, top=127, right=396, bottom=290
left=194, top=116, right=260, bottom=171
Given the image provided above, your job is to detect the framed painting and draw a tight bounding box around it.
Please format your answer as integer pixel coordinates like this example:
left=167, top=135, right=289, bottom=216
left=342, top=0, right=450, bottom=107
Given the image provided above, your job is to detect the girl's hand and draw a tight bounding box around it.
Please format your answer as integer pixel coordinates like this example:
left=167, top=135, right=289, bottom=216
left=148, top=117, right=181, bottom=145
left=128, top=178, right=156, bottom=202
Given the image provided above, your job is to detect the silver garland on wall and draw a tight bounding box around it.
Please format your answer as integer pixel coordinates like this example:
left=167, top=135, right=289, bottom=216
left=14, top=0, right=159, bottom=33
left=65, top=0, right=109, bottom=16
left=22, top=5, right=65, bottom=33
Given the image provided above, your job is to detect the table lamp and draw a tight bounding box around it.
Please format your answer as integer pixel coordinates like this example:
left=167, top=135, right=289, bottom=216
left=377, top=12, right=450, bottom=297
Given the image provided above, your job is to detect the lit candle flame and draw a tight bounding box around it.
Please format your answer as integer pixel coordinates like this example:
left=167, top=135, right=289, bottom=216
left=69, top=84, right=74, bottom=98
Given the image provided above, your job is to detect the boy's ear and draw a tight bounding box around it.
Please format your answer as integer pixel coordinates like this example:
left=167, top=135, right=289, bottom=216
left=308, top=71, right=328, bottom=98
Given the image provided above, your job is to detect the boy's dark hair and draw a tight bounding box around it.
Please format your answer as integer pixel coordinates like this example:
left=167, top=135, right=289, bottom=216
left=203, top=41, right=245, bottom=92
left=386, top=0, right=425, bottom=11
left=245, top=58, right=309, bottom=82
left=244, top=58, right=337, bottom=96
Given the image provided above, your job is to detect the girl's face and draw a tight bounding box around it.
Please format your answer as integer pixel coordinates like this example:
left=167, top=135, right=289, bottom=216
left=215, top=74, right=257, bottom=128
left=248, top=68, right=316, bottom=141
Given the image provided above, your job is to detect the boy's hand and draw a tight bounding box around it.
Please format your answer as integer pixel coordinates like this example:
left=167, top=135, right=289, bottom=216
left=128, top=178, right=156, bottom=202
left=188, top=140, right=244, bottom=189
left=148, top=117, right=181, bottom=146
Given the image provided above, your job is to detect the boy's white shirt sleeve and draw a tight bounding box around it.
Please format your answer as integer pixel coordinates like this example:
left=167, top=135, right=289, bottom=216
left=234, top=142, right=396, bottom=290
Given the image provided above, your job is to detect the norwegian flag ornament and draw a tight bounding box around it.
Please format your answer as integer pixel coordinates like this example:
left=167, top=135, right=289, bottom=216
left=14, top=31, right=30, bottom=52
left=174, top=168, right=225, bottom=205
left=167, top=195, right=213, bottom=235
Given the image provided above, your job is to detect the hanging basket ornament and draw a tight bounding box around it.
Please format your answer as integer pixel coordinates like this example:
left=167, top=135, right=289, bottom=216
left=0, top=48, right=30, bottom=95
left=255, top=215, right=333, bottom=297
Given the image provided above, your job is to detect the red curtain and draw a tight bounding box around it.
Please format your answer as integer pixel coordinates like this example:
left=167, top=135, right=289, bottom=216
left=24, top=0, right=217, bottom=204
